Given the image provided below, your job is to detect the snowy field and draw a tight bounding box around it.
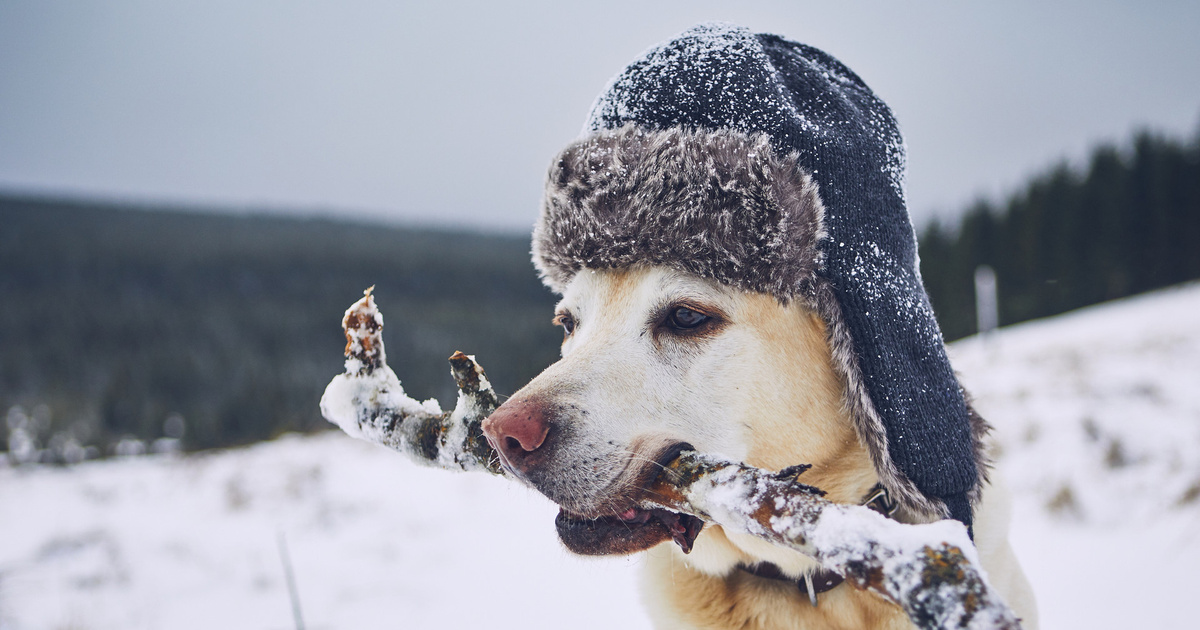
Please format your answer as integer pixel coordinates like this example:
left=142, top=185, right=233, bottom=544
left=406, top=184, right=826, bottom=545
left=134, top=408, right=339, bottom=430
left=3, top=283, right=1199, bottom=629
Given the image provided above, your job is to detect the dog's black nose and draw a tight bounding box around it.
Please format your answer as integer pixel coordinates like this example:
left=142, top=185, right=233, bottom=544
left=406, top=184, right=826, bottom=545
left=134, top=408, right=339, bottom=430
left=482, top=398, right=551, bottom=473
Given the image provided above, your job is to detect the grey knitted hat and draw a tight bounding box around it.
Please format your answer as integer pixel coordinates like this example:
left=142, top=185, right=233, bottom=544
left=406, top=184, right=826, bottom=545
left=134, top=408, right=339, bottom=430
left=532, top=23, right=987, bottom=529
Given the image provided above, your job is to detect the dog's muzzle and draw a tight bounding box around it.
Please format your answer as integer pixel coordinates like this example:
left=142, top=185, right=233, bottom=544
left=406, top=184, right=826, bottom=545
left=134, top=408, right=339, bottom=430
left=482, top=398, right=704, bottom=556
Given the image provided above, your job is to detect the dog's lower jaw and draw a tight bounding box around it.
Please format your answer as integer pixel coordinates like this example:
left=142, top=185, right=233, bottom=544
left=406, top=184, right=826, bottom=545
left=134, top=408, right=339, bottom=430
left=555, top=507, right=704, bottom=556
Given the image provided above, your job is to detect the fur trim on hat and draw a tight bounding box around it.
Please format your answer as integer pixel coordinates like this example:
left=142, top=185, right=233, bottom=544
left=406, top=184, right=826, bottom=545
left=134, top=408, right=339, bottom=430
left=534, top=125, right=826, bottom=301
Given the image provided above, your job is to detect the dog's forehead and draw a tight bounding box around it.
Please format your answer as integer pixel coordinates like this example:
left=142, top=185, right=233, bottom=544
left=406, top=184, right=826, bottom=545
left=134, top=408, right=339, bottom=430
left=558, top=266, right=735, bottom=314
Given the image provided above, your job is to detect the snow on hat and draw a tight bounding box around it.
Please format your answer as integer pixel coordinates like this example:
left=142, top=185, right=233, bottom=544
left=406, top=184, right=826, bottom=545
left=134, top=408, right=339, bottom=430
left=532, top=22, right=987, bottom=529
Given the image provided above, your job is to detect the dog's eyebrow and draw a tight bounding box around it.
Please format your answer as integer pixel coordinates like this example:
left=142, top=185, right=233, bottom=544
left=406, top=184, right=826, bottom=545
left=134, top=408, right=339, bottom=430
left=653, top=270, right=736, bottom=299
left=649, top=282, right=726, bottom=309
left=553, top=296, right=578, bottom=316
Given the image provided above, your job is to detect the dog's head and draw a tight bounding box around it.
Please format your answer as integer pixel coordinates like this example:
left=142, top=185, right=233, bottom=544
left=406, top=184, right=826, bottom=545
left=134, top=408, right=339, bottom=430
left=484, top=23, right=989, bottom=555
left=482, top=265, right=870, bottom=556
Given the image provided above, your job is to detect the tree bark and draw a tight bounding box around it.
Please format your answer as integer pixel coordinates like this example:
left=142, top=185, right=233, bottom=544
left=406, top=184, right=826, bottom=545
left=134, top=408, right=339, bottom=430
left=319, top=289, right=1022, bottom=630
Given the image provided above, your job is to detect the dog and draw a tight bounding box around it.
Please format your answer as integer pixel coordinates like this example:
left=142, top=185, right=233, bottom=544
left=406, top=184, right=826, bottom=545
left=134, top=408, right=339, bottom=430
left=482, top=266, right=1038, bottom=629
left=482, top=23, right=1038, bottom=629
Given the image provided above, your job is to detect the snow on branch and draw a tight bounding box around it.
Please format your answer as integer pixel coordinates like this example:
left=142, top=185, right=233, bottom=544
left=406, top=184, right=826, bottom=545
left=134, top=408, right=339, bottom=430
left=319, top=289, right=1022, bottom=630
left=645, top=456, right=1021, bottom=629
left=319, top=287, right=501, bottom=474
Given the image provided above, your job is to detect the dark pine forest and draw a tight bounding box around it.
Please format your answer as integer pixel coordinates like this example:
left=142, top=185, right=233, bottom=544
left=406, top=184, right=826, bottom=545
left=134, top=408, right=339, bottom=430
left=918, top=128, right=1200, bottom=341
left=0, top=202, right=561, bottom=457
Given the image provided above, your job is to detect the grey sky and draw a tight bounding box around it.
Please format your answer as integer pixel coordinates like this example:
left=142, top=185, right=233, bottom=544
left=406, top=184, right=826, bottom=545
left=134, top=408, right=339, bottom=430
left=2, top=1, right=1198, bottom=232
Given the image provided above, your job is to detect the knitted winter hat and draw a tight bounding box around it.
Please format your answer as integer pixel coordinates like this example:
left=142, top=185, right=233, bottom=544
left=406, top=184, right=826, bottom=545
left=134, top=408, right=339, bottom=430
left=532, top=23, right=987, bottom=529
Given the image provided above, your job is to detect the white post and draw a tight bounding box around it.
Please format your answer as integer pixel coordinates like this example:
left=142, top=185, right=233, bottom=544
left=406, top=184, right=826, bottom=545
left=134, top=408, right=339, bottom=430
left=974, top=265, right=998, bottom=339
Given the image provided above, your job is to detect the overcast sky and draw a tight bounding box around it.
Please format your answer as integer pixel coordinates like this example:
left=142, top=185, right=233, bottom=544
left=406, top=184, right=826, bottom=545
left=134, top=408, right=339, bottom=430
left=2, top=1, right=1198, bottom=232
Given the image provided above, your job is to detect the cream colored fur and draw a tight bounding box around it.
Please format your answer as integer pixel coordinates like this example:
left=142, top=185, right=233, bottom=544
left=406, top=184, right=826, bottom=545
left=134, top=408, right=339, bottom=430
left=520, top=266, right=1038, bottom=629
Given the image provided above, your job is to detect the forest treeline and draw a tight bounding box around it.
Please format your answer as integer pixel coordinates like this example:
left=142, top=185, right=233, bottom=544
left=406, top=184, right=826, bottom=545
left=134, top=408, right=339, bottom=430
left=919, top=127, right=1200, bottom=341
left=0, top=199, right=561, bottom=460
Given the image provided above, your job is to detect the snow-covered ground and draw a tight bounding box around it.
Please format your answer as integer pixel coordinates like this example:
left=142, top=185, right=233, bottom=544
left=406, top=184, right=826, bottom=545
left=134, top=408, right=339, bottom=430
left=949, top=282, right=1200, bottom=630
left=3, top=283, right=1198, bottom=629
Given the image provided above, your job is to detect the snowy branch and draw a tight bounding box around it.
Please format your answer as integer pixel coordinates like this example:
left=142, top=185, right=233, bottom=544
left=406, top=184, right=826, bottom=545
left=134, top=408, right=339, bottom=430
left=643, top=455, right=1021, bottom=629
left=319, top=289, right=1022, bottom=630
left=319, top=287, right=501, bottom=475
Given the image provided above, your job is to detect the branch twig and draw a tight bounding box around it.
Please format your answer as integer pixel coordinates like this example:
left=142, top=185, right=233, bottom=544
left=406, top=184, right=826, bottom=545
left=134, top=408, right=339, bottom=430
left=319, top=289, right=1022, bottom=630
left=276, top=531, right=306, bottom=630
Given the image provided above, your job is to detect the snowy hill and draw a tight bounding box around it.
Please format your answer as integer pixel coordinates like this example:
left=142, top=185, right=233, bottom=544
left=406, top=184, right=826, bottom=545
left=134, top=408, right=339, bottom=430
left=948, top=282, right=1200, bottom=630
left=3, top=283, right=1199, bottom=630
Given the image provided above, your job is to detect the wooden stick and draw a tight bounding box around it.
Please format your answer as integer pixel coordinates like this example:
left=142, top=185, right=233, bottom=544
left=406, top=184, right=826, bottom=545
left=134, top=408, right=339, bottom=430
left=319, top=289, right=1022, bottom=630
left=644, top=454, right=1020, bottom=629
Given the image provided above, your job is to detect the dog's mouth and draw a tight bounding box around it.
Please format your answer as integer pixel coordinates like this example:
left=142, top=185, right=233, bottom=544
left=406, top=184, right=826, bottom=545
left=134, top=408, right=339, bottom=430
left=552, top=441, right=704, bottom=556
left=555, top=506, right=704, bottom=556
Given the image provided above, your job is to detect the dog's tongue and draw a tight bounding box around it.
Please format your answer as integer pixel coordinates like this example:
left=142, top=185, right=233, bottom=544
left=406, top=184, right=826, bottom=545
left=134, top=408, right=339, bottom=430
left=616, top=508, right=653, bottom=524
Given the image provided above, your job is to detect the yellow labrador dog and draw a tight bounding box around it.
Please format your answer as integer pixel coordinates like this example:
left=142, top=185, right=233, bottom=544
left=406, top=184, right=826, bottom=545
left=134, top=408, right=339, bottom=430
left=484, top=265, right=1036, bottom=629
left=483, top=23, right=1037, bottom=630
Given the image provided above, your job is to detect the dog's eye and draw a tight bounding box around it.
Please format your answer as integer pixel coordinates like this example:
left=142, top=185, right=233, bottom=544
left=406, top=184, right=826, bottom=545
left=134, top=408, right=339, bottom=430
left=553, top=312, right=576, bottom=336
left=667, top=306, right=710, bottom=330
